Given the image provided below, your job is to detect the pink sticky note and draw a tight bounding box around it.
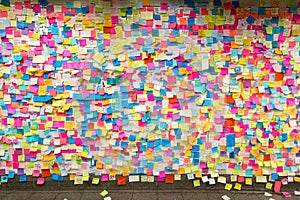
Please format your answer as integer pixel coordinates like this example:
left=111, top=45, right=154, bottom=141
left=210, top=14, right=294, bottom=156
left=282, top=192, right=291, bottom=198
left=220, top=68, right=228, bottom=75
left=137, top=38, right=145, bottom=45
left=14, top=119, right=22, bottom=127
left=79, top=39, right=86, bottom=46
left=160, top=2, right=168, bottom=10
left=63, top=50, right=71, bottom=57
left=111, top=16, right=118, bottom=24
left=48, top=40, right=55, bottom=47
left=101, top=174, right=109, bottom=182
left=274, top=181, right=281, bottom=193
left=157, top=176, right=165, bottom=182
left=33, top=5, right=41, bottom=13
left=103, top=39, right=110, bottom=46
left=37, top=178, right=44, bottom=185
left=238, top=176, right=244, bottom=183
left=200, top=162, right=206, bottom=168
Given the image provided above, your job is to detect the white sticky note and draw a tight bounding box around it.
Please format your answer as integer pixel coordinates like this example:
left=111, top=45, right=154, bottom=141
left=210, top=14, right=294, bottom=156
left=202, top=176, right=209, bottom=183
left=222, top=195, right=231, bottom=200
left=32, top=55, right=45, bottom=63
left=218, top=176, right=227, bottom=184
left=129, top=175, right=140, bottom=182
left=256, top=176, right=267, bottom=183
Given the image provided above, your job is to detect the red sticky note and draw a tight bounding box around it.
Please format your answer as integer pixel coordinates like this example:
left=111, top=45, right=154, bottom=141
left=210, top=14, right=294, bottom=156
left=238, top=176, right=244, bottom=183
left=117, top=176, right=126, bottom=185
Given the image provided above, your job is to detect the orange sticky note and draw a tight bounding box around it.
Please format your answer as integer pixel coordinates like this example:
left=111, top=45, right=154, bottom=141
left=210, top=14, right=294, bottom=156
left=69, top=174, right=76, bottom=181
left=96, top=162, right=103, bottom=169
left=117, top=176, right=127, bottom=185
left=165, top=174, right=174, bottom=184
left=142, top=0, right=150, bottom=6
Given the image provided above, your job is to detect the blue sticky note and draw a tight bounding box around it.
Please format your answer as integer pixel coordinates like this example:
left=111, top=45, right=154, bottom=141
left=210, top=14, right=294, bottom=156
left=81, top=6, right=89, bottom=14
left=1, top=176, right=8, bottom=183
left=258, top=8, right=266, bottom=15
left=52, top=174, right=59, bottom=181
left=19, top=175, right=27, bottom=182
left=271, top=173, right=278, bottom=180
left=246, top=16, right=255, bottom=25
left=232, top=1, right=239, bottom=8
left=213, top=0, right=222, bottom=7
left=226, top=134, right=235, bottom=147
left=8, top=171, right=15, bottom=179
left=169, top=16, right=176, bottom=23
left=51, top=27, right=59, bottom=34
left=1, top=0, right=9, bottom=6
left=66, top=1, right=73, bottom=8
left=39, top=0, right=49, bottom=7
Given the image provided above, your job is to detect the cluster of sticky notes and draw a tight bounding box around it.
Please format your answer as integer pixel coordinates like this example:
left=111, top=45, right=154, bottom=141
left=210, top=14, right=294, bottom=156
left=0, top=0, right=299, bottom=196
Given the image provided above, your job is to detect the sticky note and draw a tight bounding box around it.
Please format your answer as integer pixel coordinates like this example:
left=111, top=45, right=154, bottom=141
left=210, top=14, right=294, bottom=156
left=266, top=182, right=273, bottom=190
left=100, top=190, right=109, bottom=197
left=193, top=179, right=200, bottom=187
left=234, top=183, right=242, bottom=190
left=37, top=178, right=44, bottom=185
left=92, top=177, right=100, bottom=185
left=274, top=181, right=281, bottom=193
left=245, top=178, right=252, bottom=185
left=225, top=184, right=233, bottom=191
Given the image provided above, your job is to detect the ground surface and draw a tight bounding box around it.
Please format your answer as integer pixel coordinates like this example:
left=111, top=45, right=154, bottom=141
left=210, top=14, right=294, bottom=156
left=0, top=189, right=295, bottom=200
left=0, top=176, right=300, bottom=200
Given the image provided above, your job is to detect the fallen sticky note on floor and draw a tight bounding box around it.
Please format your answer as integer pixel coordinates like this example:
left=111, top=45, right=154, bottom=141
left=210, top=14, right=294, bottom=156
left=282, top=192, right=292, bottom=198
left=295, top=191, right=300, bottom=196
left=100, top=190, right=109, bottom=197
left=104, top=197, right=112, bottom=200
left=264, top=192, right=272, bottom=197
left=222, top=195, right=231, bottom=200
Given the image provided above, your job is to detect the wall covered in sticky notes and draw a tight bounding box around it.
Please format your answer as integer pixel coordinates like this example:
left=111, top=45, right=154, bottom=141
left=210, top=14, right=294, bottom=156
left=0, top=0, right=300, bottom=191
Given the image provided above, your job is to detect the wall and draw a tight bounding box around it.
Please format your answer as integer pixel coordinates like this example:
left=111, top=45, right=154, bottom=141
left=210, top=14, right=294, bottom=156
left=0, top=0, right=299, bottom=190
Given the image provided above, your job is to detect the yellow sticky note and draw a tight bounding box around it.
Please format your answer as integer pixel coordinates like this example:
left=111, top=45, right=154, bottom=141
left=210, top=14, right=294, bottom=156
left=93, top=53, right=105, bottom=64
left=294, top=177, right=300, bottom=182
left=2, top=6, right=10, bottom=11
left=193, top=179, right=200, bottom=187
left=63, top=38, right=71, bottom=45
left=234, top=183, right=242, bottom=190
left=225, top=183, right=232, bottom=191
left=245, top=178, right=252, bottom=185
left=70, top=46, right=78, bottom=54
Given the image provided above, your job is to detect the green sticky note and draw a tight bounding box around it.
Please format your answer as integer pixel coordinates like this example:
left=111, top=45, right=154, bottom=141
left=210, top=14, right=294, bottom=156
left=193, top=179, right=200, bottom=187
left=100, top=190, right=108, bottom=197
left=266, top=182, right=273, bottom=190
left=95, top=7, right=103, bottom=13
